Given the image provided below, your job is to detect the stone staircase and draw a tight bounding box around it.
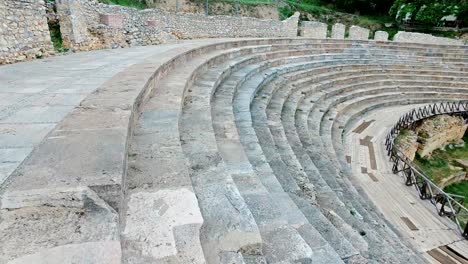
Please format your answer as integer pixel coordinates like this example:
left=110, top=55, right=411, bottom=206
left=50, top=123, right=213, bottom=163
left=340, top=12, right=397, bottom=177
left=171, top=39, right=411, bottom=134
left=1, top=38, right=468, bottom=263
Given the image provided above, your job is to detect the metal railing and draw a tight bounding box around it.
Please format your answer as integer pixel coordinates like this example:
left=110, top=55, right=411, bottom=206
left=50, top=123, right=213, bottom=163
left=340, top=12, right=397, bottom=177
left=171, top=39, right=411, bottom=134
left=385, top=101, right=468, bottom=238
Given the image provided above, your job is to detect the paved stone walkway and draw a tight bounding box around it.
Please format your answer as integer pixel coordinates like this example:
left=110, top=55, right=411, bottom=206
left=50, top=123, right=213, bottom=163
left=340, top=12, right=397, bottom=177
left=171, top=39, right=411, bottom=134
left=0, top=43, right=198, bottom=185
left=345, top=105, right=468, bottom=262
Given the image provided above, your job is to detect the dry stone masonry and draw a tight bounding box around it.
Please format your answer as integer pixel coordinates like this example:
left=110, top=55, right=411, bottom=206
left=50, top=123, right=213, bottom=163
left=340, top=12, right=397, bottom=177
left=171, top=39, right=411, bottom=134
left=0, top=0, right=54, bottom=64
left=394, top=114, right=468, bottom=160
left=1, top=0, right=467, bottom=64
left=416, top=114, right=468, bottom=158
left=55, top=0, right=299, bottom=51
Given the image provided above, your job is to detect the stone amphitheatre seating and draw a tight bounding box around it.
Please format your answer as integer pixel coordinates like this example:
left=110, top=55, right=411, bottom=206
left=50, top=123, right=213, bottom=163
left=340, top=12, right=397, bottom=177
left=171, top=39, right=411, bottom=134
left=1, top=38, right=468, bottom=263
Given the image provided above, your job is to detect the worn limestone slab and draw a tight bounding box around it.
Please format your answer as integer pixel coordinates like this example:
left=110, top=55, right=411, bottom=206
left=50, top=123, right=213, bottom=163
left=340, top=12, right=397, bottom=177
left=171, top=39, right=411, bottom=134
left=0, top=187, right=119, bottom=263
left=0, top=40, right=224, bottom=194
left=302, top=21, right=327, bottom=39
left=331, top=23, right=345, bottom=39
left=0, top=44, right=181, bottom=187
left=100, top=14, right=124, bottom=28
left=0, top=39, right=236, bottom=263
left=122, top=189, right=204, bottom=262
left=7, top=242, right=121, bottom=264
left=374, top=31, right=389, bottom=41
left=393, top=31, right=464, bottom=45
left=348, top=25, right=370, bottom=40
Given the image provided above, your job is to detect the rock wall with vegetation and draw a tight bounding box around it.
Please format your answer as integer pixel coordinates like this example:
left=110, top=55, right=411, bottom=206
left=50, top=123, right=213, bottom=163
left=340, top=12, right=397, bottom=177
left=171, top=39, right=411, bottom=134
left=0, top=0, right=54, bottom=64
left=1, top=0, right=466, bottom=65
left=416, top=115, right=467, bottom=158
left=395, top=115, right=467, bottom=161
left=146, top=0, right=279, bottom=20
left=395, top=130, right=418, bottom=161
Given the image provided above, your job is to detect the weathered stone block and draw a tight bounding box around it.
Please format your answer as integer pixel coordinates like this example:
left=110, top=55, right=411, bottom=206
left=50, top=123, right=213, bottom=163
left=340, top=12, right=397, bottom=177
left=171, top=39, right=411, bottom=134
left=302, top=21, right=327, bottom=39
left=393, top=31, right=464, bottom=45
left=0, top=187, right=120, bottom=262
left=374, top=31, right=389, bottom=41
left=348, top=25, right=369, bottom=40
left=331, top=23, right=345, bottom=39
left=122, top=189, right=204, bottom=261
left=56, top=0, right=90, bottom=47
left=100, top=14, right=124, bottom=29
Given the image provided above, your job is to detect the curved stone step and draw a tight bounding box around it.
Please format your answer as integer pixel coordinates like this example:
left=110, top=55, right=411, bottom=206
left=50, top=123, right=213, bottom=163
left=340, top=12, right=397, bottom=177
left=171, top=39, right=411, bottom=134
left=130, top=44, right=278, bottom=263
left=209, top=54, right=348, bottom=262
left=3, top=38, right=468, bottom=263
left=185, top=46, right=357, bottom=262
left=224, top=53, right=410, bottom=260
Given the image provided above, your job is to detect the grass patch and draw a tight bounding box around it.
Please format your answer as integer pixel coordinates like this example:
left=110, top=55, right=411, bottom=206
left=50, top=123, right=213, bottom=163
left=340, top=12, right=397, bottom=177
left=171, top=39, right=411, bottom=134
left=353, top=14, right=392, bottom=28
left=380, top=27, right=399, bottom=40
left=184, top=0, right=275, bottom=7
left=444, top=181, right=468, bottom=199
left=414, top=153, right=454, bottom=184
left=413, top=133, right=468, bottom=185
left=48, top=22, right=69, bottom=53
left=283, top=0, right=329, bottom=16
left=394, top=129, right=410, bottom=146
left=99, top=0, right=147, bottom=9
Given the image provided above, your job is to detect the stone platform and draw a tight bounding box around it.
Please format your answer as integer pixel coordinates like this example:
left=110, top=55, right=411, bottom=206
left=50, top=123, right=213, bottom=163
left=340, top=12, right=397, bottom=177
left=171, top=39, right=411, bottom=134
left=1, top=38, right=468, bottom=264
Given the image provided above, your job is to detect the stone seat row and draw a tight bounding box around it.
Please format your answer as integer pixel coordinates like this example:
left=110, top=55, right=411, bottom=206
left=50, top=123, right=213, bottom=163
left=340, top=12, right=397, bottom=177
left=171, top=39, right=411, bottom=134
left=1, top=38, right=468, bottom=263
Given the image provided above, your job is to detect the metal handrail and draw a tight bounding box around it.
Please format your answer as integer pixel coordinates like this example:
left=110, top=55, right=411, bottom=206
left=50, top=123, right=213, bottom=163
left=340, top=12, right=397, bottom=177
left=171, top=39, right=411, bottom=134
left=385, top=101, right=468, bottom=238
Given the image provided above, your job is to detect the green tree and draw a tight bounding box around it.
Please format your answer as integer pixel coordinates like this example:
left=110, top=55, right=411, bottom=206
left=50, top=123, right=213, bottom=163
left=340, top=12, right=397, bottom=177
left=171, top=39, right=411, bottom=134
left=390, top=0, right=468, bottom=26
left=332, top=0, right=394, bottom=15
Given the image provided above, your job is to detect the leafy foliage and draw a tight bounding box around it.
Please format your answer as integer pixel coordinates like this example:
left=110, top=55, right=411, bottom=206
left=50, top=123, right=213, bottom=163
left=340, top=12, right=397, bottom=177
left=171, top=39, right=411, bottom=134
left=414, top=132, right=468, bottom=185
left=48, top=22, right=69, bottom=53
left=332, top=0, right=395, bottom=15
left=390, top=0, right=468, bottom=26
left=98, top=0, right=147, bottom=9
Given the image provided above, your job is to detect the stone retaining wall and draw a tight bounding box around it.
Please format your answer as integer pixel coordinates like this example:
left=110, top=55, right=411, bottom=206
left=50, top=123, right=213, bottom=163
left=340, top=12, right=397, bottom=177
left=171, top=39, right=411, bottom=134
left=56, top=0, right=299, bottom=51
left=416, top=114, right=467, bottom=158
left=0, top=0, right=54, bottom=64
left=1, top=0, right=467, bottom=65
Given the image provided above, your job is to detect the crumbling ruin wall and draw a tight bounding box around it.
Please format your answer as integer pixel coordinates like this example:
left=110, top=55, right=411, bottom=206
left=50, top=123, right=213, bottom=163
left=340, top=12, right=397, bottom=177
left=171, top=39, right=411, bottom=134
left=55, top=0, right=299, bottom=51
left=416, top=114, right=468, bottom=158
left=0, top=0, right=54, bottom=64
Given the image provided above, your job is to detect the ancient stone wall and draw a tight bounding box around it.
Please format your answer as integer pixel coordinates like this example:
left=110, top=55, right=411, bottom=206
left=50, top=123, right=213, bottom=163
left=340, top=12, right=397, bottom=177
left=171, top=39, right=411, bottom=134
left=146, top=0, right=279, bottom=20
left=0, top=0, right=54, bottom=64
left=56, top=0, right=299, bottom=51
left=416, top=114, right=467, bottom=157
left=2, top=0, right=466, bottom=64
